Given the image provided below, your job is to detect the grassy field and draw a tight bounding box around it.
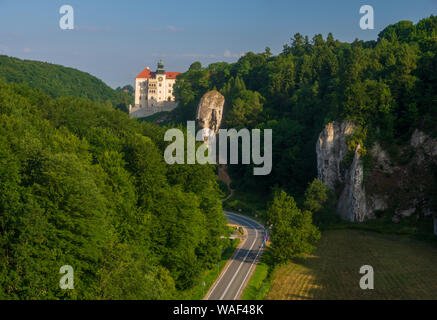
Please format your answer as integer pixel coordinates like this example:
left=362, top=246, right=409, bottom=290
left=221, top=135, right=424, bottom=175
left=241, top=260, right=271, bottom=300
left=267, top=229, right=437, bottom=300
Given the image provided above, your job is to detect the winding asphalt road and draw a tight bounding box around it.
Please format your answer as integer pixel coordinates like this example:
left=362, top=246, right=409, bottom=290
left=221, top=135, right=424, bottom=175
left=205, top=211, right=266, bottom=300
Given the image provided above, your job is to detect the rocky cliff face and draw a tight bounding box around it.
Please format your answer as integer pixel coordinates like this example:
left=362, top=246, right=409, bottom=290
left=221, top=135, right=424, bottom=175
left=336, top=145, right=370, bottom=222
left=408, top=129, right=437, bottom=235
left=410, top=129, right=437, bottom=161
left=316, top=122, right=437, bottom=233
left=316, top=121, right=355, bottom=190
left=196, top=90, right=225, bottom=134
left=316, top=121, right=372, bottom=222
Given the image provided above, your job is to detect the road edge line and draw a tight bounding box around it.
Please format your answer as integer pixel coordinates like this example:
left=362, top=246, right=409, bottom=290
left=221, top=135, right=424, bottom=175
left=226, top=212, right=266, bottom=300
left=203, top=225, right=248, bottom=300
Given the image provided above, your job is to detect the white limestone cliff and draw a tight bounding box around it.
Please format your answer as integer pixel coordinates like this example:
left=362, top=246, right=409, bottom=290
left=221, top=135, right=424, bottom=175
left=316, top=121, right=354, bottom=190
left=316, top=121, right=384, bottom=222
left=316, top=122, right=436, bottom=233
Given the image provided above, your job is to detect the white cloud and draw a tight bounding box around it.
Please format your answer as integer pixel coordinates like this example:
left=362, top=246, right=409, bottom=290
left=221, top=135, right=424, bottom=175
left=224, top=49, right=244, bottom=58
left=166, top=25, right=181, bottom=31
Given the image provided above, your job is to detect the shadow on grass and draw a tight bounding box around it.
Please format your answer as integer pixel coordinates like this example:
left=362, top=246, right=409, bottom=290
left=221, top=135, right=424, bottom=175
left=268, top=229, right=437, bottom=300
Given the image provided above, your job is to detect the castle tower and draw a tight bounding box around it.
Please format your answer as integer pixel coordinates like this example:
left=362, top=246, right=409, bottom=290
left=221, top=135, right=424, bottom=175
left=131, top=61, right=181, bottom=118
left=156, top=60, right=165, bottom=75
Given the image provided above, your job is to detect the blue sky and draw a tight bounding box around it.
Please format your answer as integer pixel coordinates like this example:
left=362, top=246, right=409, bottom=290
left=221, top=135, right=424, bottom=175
left=0, top=0, right=436, bottom=88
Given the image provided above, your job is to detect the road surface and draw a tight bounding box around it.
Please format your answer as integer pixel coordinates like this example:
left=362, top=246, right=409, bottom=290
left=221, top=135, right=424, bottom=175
left=205, top=211, right=266, bottom=300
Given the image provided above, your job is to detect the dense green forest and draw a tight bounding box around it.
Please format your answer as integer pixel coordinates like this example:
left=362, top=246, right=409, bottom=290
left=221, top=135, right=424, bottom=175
left=172, top=16, right=437, bottom=199
left=116, top=84, right=135, bottom=96
left=0, top=81, right=227, bottom=299
left=0, top=55, right=133, bottom=110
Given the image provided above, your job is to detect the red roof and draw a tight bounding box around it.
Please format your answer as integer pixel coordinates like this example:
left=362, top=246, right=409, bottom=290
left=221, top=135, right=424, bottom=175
left=165, top=72, right=180, bottom=79
left=136, top=67, right=180, bottom=79
left=136, top=67, right=152, bottom=79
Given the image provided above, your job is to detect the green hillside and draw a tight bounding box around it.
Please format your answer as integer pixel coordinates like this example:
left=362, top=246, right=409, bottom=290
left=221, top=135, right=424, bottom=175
left=0, top=81, right=227, bottom=299
left=0, top=55, right=132, bottom=108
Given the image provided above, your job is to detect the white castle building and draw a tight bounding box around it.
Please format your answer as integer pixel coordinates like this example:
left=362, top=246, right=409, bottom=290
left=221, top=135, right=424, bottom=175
left=130, top=61, right=181, bottom=118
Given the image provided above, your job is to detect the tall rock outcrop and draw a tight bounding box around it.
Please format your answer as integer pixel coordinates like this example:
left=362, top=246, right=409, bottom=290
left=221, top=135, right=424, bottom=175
left=316, top=121, right=388, bottom=222
left=409, top=129, right=437, bottom=235
left=335, top=145, right=368, bottom=222
left=410, top=129, right=437, bottom=162
left=316, top=121, right=370, bottom=222
left=316, top=121, right=355, bottom=190
left=196, top=90, right=225, bottom=134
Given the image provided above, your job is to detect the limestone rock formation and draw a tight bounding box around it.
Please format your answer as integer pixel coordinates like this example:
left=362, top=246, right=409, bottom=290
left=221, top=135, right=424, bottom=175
left=316, top=121, right=355, bottom=190
left=196, top=90, right=225, bottom=134
left=335, top=145, right=368, bottom=221
left=371, top=142, right=393, bottom=173
left=317, top=122, right=436, bottom=231
left=409, top=129, right=437, bottom=235
left=316, top=121, right=384, bottom=222
left=410, top=129, right=437, bottom=164
left=316, top=121, right=368, bottom=221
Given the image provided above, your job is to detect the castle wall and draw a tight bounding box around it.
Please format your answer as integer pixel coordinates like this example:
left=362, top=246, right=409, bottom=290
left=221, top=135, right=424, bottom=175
left=129, top=101, right=178, bottom=119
